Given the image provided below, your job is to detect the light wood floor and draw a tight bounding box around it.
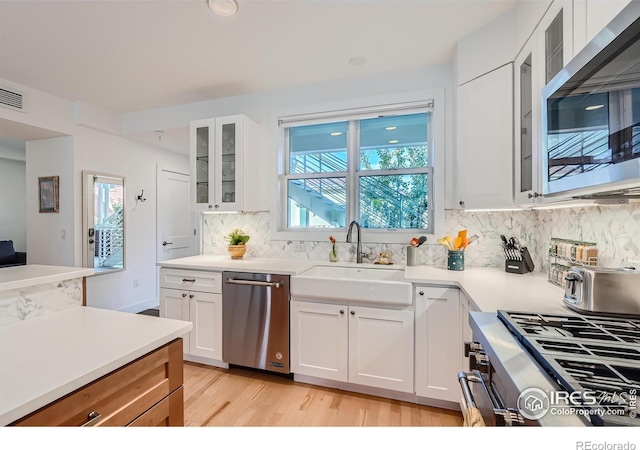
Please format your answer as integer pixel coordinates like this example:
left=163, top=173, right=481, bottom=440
left=183, top=362, right=463, bottom=427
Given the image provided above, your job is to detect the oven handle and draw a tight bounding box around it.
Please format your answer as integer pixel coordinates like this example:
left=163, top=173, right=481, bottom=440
left=458, top=371, right=525, bottom=426
left=225, top=278, right=281, bottom=289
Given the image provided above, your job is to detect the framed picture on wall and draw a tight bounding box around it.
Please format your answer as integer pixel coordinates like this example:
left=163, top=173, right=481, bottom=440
left=38, top=176, right=59, bottom=213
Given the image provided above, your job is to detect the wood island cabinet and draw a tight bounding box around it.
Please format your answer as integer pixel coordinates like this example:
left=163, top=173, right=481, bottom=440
left=11, top=339, right=184, bottom=427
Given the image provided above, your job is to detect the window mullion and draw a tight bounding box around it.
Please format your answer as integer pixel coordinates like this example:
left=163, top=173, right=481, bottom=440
left=347, top=120, right=359, bottom=225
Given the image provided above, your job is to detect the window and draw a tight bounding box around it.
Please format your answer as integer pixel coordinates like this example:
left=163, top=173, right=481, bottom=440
left=278, top=103, right=434, bottom=238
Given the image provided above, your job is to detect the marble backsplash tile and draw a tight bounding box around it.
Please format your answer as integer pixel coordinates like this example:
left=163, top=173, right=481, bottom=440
left=201, top=202, right=640, bottom=271
left=0, top=279, right=83, bottom=327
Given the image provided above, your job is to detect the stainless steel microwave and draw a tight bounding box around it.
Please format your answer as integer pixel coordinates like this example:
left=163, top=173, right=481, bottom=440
left=541, top=2, right=640, bottom=197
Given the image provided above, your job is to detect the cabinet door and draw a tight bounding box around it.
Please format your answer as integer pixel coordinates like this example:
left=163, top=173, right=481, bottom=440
left=190, top=118, right=215, bottom=212
left=456, top=64, right=514, bottom=209
left=159, top=288, right=190, bottom=354
left=348, top=306, right=414, bottom=393
left=290, top=301, right=348, bottom=382
left=538, top=1, right=573, bottom=85
left=414, top=287, right=462, bottom=402
left=514, top=36, right=540, bottom=205
left=214, top=116, right=242, bottom=211
left=189, top=292, right=223, bottom=360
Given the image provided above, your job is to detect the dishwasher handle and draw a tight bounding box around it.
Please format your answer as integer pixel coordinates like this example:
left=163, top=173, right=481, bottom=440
left=225, top=278, right=281, bottom=289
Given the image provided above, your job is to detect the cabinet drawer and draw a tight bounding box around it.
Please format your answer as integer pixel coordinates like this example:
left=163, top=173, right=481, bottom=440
left=128, top=386, right=184, bottom=427
left=12, top=339, right=183, bottom=426
left=159, top=268, right=222, bottom=293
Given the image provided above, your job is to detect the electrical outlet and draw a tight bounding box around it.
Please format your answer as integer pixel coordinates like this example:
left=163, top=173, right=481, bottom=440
left=133, top=278, right=139, bottom=288
left=293, top=244, right=306, bottom=252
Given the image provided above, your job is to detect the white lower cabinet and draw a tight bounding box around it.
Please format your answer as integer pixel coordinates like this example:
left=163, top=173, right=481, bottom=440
left=414, top=286, right=465, bottom=403
left=291, top=301, right=414, bottom=393
left=159, top=268, right=224, bottom=363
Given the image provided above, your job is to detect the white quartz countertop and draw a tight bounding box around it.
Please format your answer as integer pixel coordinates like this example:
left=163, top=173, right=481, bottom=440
left=0, top=264, right=95, bottom=292
left=405, top=266, right=571, bottom=314
left=0, top=306, right=192, bottom=426
left=157, top=254, right=319, bottom=275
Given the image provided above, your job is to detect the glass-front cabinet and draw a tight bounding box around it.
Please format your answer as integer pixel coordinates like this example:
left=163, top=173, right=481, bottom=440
left=514, top=1, right=573, bottom=205
left=190, top=115, right=261, bottom=212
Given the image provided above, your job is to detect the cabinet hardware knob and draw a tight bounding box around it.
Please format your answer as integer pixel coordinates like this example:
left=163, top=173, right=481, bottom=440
left=350, top=310, right=355, bottom=315
left=528, top=193, right=533, bottom=199
left=215, top=204, right=220, bottom=209
left=182, top=293, right=187, bottom=298
left=419, top=291, right=424, bottom=296
left=88, top=239, right=95, bottom=244
left=339, top=309, right=344, bottom=314
left=189, top=294, right=194, bottom=299
left=162, top=241, right=173, bottom=246
left=459, top=200, right=465, bottom=207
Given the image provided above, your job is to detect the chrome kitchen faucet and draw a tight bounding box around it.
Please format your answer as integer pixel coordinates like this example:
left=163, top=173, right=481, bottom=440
left=346, top=220, right=369, bottom=263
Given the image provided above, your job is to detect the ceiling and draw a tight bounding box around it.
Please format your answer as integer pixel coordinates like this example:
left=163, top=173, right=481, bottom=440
left=0, top=1, right=515, bottom=152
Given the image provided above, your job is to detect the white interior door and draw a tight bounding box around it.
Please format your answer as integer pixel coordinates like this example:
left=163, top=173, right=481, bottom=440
left=157, top=168, right=194, bottom=262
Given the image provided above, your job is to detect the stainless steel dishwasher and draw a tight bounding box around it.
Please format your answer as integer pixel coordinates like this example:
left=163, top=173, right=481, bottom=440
left=222, top=271, right=290, bottom=374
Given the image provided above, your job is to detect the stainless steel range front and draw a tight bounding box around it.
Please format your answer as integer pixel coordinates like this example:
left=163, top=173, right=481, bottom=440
left=460, top=311, right=640, bottom=426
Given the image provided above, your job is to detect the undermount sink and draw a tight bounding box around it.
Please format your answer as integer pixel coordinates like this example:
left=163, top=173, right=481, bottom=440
left=290, top=264, right=412, bottom=307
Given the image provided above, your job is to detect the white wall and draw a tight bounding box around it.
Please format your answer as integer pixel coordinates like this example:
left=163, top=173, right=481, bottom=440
left=73, top=129, right=189, bottom=312
left=26, top=137, right=75, bottom=265
left=2, top=76, right=189, bottom=313
left=0, top=153, right=27, bottom=252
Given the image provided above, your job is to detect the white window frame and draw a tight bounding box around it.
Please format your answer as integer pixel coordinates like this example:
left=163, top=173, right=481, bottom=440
left=269, top=89, right=445, bottom=244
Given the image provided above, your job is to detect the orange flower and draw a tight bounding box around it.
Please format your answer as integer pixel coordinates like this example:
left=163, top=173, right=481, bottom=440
left=329, top=236, right=336, bottom=244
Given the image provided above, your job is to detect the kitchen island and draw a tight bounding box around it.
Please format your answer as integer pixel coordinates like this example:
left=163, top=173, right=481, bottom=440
left=0, top=306, right=192, bottom=426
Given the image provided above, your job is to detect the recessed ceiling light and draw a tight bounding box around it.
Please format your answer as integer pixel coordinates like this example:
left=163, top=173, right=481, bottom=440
left=585, top=104, right=604, bottom=111
left=389, top=140, right=399, bottom=144
left=208, top=0, right=238, bottom=16
left=330, top=132, right=343, bottom=136
left=385, top=126, right=397, bottom=131
left=348, top=56, right=367, bottom=66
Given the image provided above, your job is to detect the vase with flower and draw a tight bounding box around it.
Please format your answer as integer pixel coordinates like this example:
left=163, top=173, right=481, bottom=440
left=329, top=236, right=338, bottom=262
left=225, top=228, right=250, bottom=259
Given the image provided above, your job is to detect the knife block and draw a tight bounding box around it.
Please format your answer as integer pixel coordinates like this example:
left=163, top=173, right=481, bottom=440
left=504, top=247, right=535, bottom=274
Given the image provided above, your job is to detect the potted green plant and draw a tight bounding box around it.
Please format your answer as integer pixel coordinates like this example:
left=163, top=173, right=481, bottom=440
left=225, top=228, right=250, bottom=259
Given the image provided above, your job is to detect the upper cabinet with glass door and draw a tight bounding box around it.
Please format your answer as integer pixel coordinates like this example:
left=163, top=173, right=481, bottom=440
left=513, top=0, right=574, bottom=205
left=190, top=115, right=262, bottom=212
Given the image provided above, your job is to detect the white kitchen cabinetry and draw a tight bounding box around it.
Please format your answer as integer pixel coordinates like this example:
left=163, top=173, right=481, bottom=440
left=414, top=286, right=464, bottom=403
left=159, top=268, right=224, bottom=364
left=456, top=63, right=513, bottom=210
left=190, top=114, right=261, bottom=212
left=573, top=0, right=632, bottom=56
left=514, top=1, right=573, bottom=205
left=290, top=301, right=414, bottom=393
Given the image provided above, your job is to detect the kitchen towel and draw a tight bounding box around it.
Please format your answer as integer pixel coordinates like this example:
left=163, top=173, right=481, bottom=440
left=463, top=407, right=486, bottom=427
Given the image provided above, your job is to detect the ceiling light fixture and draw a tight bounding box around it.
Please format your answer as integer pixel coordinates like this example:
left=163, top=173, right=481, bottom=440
left=585, top=104, right=604, bottom=111
left=208, top=0, right=238, bottom=16
left=330, top=131, right=343, bottom=136
left=389, top=139, right=399, bottom=144
left=385, top=126, right=397, bottom=131
left=348, top=56, right=367, bottom=66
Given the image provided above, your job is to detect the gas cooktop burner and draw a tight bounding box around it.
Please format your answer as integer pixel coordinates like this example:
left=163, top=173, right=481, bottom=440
left=497, top=310, right=640, bottom=426
left=499, top=311, right=640, bottom=344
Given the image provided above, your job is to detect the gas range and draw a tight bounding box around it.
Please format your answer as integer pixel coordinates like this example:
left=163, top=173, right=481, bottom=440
left=463, top=310, right=640, bottom=426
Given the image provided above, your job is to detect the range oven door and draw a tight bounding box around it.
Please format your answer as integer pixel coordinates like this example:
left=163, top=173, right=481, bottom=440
left=458, top=370, right=525, bottom=427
